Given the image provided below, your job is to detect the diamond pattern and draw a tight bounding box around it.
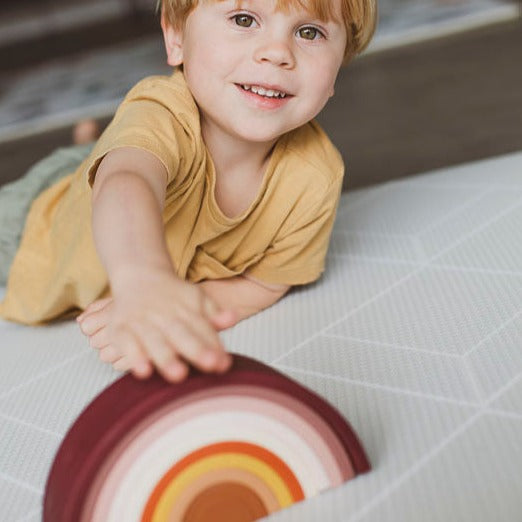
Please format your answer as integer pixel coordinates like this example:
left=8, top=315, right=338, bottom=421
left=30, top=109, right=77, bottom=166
left=0, top=143, right=521, bottom=519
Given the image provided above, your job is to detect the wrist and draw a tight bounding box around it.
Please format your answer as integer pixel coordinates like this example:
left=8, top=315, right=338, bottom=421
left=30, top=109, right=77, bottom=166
left=109, top=262, right=178, bottom=295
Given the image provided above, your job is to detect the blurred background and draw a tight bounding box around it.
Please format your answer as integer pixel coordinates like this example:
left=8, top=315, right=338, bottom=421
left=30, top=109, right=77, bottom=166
left=0, top=0, right=520, bottom=190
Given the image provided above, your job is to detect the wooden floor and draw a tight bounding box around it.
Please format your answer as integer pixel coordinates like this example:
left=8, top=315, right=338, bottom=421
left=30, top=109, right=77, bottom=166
left=1, top=16, right=521, bottom=191
left=319, top=17, right=522, bottom=190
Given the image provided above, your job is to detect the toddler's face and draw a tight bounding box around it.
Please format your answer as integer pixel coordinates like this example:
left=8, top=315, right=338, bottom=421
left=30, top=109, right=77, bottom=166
left=163, top=0, right=347, bottom=144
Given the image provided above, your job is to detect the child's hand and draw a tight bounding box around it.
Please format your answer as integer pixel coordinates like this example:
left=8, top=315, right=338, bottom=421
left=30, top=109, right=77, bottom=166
left=77, top=268, right=237, bottom=382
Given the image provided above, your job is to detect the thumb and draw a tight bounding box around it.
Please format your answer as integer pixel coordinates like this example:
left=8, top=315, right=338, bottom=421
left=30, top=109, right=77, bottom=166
left=203, top=299, right=237, bottom=330
left=210, top=309, right=238, bottom=331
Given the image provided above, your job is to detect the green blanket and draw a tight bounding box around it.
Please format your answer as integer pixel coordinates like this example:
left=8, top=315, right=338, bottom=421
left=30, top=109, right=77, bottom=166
left=0, top=143, right=93, bottom=284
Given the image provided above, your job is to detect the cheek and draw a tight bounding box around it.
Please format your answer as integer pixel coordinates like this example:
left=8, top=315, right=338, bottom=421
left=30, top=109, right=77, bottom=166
left=188, top=27, right=234, bottom=67
left=186, top=46, right=235, bottom=92
left=321, top=59, right=343, bottom=97
left=307, top=65, right=338, bottom=107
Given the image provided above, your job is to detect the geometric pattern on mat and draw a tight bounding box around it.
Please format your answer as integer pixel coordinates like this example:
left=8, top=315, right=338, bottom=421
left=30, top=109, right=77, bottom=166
left=0, top=151, right=521, bottom=521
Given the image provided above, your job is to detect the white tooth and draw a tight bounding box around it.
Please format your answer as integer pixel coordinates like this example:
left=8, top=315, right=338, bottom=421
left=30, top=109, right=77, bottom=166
left=246, top=85, right=287, bottom=98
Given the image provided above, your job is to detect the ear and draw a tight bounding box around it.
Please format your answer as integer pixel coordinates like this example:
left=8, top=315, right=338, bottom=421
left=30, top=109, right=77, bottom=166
left=161, top=11, right=184, bottom=66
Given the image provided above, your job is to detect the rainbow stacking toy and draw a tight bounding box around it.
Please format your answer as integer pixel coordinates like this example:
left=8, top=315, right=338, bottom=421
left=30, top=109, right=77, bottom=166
left=44, top=353, right=370, bottom=521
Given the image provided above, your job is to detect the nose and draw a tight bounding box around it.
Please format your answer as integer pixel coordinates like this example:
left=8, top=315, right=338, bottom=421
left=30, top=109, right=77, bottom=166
left=253, top=38, right=296, bottom=69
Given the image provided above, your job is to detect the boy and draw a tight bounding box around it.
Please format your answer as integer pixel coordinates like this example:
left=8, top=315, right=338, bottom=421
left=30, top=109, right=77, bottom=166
left=0, top=0, right=376, bottom=383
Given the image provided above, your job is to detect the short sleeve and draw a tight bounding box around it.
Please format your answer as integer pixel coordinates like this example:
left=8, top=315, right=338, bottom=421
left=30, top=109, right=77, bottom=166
left=245, top=181, right=342, bottom=286
left=84, top=77, right=198, bottom=189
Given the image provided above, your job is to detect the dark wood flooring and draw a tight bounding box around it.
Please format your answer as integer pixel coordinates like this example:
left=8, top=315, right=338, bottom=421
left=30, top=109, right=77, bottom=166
left=1, top=16, right=521, bottom=191
left=319, top=17, right=522, bottom=190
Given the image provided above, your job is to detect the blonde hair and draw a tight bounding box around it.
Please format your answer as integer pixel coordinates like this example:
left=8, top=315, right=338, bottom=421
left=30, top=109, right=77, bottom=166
left=158, top=0, right=378, bottom=64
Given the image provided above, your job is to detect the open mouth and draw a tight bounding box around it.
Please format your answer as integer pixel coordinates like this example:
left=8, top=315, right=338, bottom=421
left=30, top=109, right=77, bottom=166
left=236, top=84, right=292, bottom=100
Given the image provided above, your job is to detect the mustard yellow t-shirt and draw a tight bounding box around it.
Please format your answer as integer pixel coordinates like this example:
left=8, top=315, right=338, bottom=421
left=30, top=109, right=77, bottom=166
left=0, top=69, right=344, bottom=325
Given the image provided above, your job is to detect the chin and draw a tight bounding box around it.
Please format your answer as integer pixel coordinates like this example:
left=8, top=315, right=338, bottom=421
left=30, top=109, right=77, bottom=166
left=233, top=124, right=293, bottom=144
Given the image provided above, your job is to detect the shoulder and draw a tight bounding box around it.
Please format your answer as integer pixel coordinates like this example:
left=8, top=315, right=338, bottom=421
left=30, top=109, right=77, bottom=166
left=286, top=120, right=344, bottom=176
left=273, top=120, right=344, bottom=209
left=84, top=69, right=202, bottom=188
left=117, top=69, right=200, bottom=131
left=281, top=120, right=345, bottom=189
left=124, top=69, right=193, bottom=105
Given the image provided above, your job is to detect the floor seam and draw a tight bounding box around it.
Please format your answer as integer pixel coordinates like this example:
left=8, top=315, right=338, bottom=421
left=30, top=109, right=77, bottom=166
left=346, top=411, right=484, bottom=522
left=273, top=364, right=481, bottom=409
left=0, top=411, right=63, bottom=439
left=0, top=351, right=91, bottom=401
left=0, top=471, right=43, bottom=496
left=320, top=333, right=463, bottom=358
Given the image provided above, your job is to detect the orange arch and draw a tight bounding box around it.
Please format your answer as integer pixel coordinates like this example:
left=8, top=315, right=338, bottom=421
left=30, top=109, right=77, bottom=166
left=141, top=441, right=305, bottom=521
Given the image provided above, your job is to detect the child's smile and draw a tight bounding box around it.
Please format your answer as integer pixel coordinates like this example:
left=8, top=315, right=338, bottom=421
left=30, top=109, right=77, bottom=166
left=235, top=82, right=294, bottom=111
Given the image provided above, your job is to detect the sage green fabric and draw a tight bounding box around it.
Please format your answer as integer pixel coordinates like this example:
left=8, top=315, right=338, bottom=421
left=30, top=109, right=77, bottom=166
left=0, top=143, right=94, bottom=284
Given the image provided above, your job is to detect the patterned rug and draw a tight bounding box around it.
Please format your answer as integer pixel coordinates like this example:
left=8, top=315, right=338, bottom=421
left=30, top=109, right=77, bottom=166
left=0, top=0, right=518, bottom=142
left=2, top=150, right=521, bottom=521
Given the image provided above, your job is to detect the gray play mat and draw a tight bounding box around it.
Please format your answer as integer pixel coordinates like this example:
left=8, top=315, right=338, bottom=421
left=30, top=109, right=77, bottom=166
left=1, top=150, right=521, bottom=521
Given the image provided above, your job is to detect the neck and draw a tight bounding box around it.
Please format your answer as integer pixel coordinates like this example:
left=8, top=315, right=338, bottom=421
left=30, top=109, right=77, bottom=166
left=201, top=118, right=278, bottom=178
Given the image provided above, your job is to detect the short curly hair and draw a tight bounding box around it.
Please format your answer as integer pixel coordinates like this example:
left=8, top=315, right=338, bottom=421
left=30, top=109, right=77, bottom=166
left=157, top=0, right=378, bottom=64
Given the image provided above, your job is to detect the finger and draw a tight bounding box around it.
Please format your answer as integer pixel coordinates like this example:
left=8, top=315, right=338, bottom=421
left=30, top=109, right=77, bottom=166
left=112, top=326, right=152, bottom=379
left=112, top=355, right=154, bottom=377
left=209, top=309, right=238, bottom=331
left=202, top=298, right=237, bottom=331
left=78, top=306, right=112, bottom=337
left=160, top=354, right=189, bottom=382
left=161, top=357, right=189, bottom=382
left=99, top=344, right=121, bottom=363
left=88, top=327, right=110, bottom=350
left=132, top=324, right=189, bottom=383
left=163, top=318, right=231, bottom=373
left=113, top=356, right=131, bottom=372
left=87, top=297, right=112, bottom=314
left=77, top=297, right=112, bottom=321
left=203, top=298, right=220, bottom=318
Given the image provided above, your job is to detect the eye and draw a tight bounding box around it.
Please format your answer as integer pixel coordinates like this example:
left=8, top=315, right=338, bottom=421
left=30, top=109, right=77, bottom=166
left=298, top=26, right=323, bottom=41
left=233, top=14, right=255, bottom=28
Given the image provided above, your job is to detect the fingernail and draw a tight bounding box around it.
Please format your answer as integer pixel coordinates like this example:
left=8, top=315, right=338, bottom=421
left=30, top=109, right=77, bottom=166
left=215, top=354, right=232, bottom=373
left=166, top=362, right=186, bottom=380
left=135, top=361, right=150, bottom=377
left=203, top=352, right=218, bottom=367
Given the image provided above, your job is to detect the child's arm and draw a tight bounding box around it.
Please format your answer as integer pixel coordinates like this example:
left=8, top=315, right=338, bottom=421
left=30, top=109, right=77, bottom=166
left=198, top=275, right=290, bottom=322
left=89, top=147, right=236, bottom=382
